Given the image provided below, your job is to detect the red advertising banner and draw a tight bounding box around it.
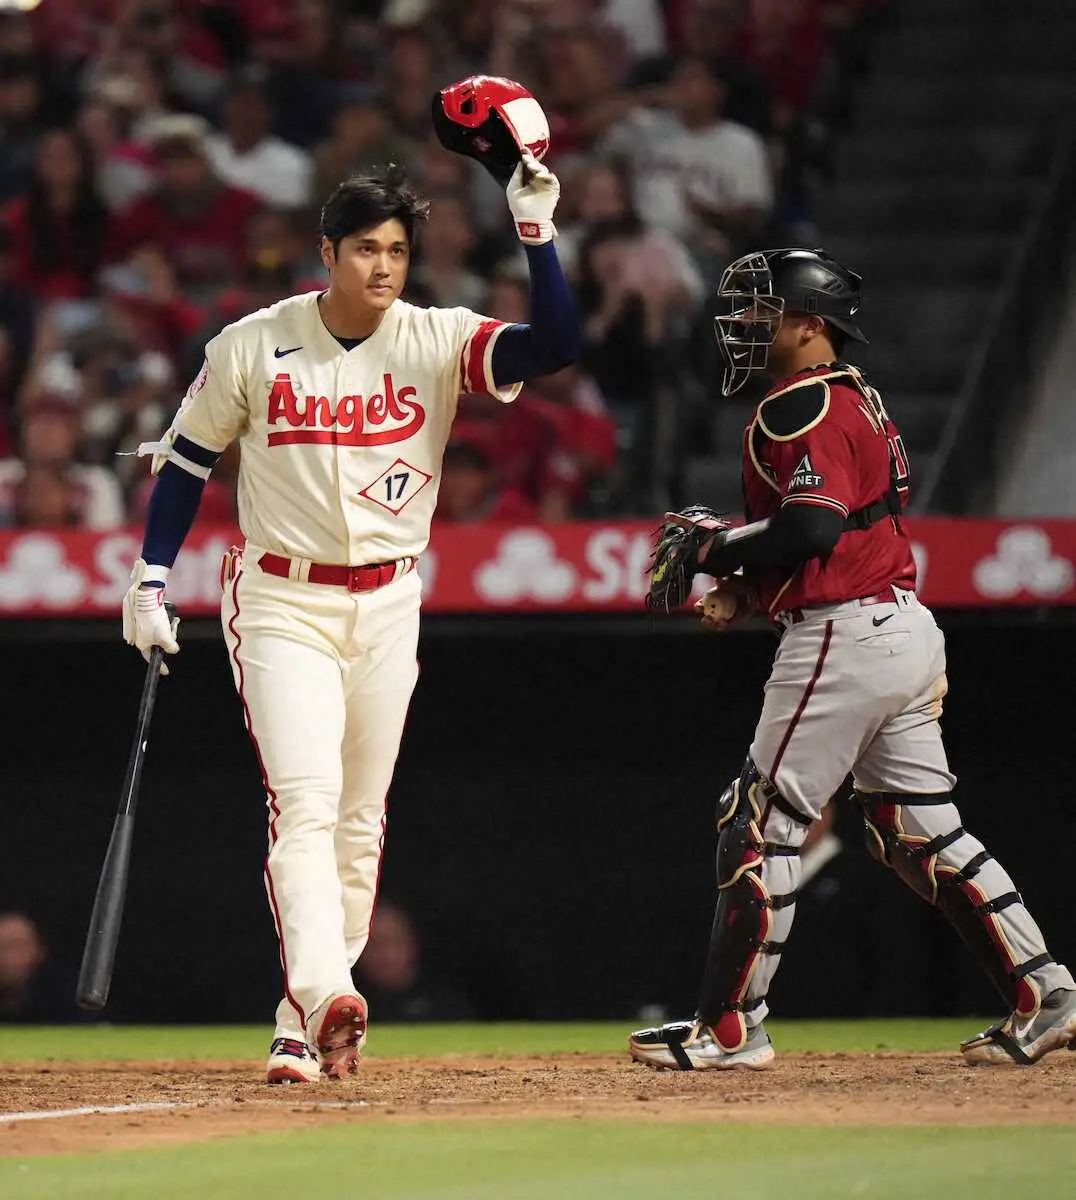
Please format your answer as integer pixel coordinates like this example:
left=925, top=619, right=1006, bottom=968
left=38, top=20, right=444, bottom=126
left=0, top=519, right=1074, bottom=617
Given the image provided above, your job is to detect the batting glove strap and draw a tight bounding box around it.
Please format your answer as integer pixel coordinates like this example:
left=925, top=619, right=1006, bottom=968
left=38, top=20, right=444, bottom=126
left=514, top=218, right=557, bottom=245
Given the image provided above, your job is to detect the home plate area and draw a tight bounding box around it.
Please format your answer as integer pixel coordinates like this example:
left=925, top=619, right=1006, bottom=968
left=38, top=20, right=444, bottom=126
left=3, top=1053, right=1075, bottom=1156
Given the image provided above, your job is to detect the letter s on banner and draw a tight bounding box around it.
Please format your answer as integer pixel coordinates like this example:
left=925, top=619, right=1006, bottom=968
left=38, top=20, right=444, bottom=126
left=582, top=529, right=630, bottom=602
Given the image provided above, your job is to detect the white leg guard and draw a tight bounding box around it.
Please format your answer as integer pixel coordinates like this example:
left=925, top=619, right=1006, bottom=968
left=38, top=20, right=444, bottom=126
left=855, top=790, right=1074, bottom=1016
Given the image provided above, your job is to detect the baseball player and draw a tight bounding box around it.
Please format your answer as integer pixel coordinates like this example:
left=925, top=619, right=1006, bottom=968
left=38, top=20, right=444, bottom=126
left=121, top=78, right=578, bottom=1082
left=632, top=248, right=1076, bottom=1069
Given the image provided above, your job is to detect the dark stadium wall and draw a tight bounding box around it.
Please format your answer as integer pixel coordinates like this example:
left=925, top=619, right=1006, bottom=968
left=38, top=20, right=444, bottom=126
left=3, top=617, right=1072, bottom=1026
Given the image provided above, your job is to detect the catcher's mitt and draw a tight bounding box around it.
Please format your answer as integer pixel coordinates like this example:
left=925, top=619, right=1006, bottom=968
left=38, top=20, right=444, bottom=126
left=646, top=505, right=732, bottom=614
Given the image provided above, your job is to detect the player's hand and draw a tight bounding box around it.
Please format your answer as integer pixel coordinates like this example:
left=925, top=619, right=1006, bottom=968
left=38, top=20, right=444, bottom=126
left=122, top=558, right=179, bottom=675
left=695, top=577, right=754, bottom=630
left=506, top=149, right=559, bottom=245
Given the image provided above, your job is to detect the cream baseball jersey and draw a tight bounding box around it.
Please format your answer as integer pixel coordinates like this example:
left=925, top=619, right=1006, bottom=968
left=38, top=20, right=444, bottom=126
left=168, top=292, right=521, bottom=564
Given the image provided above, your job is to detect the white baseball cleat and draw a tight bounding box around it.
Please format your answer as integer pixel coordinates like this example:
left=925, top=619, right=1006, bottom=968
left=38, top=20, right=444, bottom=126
left=961, top=988, right=1076, bottom=1066
left=307, top=992, right=368, bottom=1079
left=266, top=1035, right=320, bottom=1085
left=629, top=1019, right=775, bottom=1070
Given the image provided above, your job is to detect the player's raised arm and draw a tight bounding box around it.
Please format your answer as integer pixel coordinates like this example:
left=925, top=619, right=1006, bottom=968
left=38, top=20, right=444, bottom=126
left=432, top=76, right=581, bottom=386
left=122, top=337, right=246, bottom=672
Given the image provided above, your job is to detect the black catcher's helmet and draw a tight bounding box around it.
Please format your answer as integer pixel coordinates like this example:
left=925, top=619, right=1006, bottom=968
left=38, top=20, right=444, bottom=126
left=713, top=247, right=868, bottom=395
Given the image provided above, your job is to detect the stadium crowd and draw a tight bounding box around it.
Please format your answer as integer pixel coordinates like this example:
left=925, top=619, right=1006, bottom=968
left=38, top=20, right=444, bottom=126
left=0, top=0, right=887, bottom=530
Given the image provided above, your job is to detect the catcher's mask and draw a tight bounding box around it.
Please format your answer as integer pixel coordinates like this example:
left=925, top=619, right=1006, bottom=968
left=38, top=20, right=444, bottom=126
left=432, top=76, right=550, bottom=185
left=713, top=248, right=868, bottom=395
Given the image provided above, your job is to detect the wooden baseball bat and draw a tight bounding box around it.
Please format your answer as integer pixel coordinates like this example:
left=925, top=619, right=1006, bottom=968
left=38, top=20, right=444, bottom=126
left=77, top=606, right=176, bottom=1011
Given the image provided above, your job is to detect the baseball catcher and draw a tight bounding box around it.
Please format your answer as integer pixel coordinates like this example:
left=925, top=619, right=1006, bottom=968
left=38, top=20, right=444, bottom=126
left=631, top=248, right=1076, bottom=1070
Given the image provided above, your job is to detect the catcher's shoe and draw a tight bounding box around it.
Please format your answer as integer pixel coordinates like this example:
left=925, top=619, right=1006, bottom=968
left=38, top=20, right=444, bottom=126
left=307, top=992, right=368, bottom=1079
left=961, top=987, right=1076, bottom=1066
left=629, top=1019, right=775, bottom=1070
left=266, top=1035, right=320, bottom=1085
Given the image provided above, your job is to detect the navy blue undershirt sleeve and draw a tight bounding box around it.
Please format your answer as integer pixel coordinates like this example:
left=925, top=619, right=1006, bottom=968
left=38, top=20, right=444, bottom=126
left=490, top=242, right=581, bottom=387
left=140, top=435, right=222, bottom=567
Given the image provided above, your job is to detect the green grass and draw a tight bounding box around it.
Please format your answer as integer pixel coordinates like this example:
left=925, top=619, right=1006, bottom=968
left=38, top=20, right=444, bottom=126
left=0, top=1018, right=991, bottom=1063
left=2, top=1122, right=1075, bottom=1200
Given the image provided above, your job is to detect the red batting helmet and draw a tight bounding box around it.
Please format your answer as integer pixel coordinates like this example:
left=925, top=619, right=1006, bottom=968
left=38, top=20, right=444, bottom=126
left=432, top=76, right=550, bottom=184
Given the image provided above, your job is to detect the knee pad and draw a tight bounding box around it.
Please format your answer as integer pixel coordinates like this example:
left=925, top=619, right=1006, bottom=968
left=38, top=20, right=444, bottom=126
left=853, top=788, right=1052, bottom=1013
left=697, top=758, right=810, bottom=1047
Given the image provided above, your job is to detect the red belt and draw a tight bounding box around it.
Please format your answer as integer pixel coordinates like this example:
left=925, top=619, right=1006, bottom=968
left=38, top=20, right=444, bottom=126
left=257, top=552, right=417, bottom=593
left=781, top=583, right=913, bottom=626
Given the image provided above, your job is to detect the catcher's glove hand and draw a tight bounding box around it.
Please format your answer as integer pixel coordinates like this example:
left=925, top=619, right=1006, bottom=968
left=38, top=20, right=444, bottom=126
left=646, top=505, right=733, bottom=614
left=695, top=575, right=758, bottom=629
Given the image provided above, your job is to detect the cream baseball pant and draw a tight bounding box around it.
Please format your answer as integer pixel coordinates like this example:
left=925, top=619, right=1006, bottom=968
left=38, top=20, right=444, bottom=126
left=221, top=552, right=421, bottom=1037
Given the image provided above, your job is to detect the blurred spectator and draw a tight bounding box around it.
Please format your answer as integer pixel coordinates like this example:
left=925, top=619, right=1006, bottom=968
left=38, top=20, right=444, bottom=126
left=104, top=113, right=262, bottom=300
left=380, top=26, right=440, bottom=157
left=481, top=271, right=619, bottom=517
left=0, top=44, right=48, bottom=204
left=89, top=0, right=228, bottom=113
left=205, top=72, right=315, bottom=210
left=253, top=0, right=361, bottom=148
left=600, top=56, right=773, bottom=270
left=10, top=464, right=83, bottom=528
left=0, top=226, right=36, bottom=436
left=77, top=92, right=157, bottom=211
left=2, top=127, right=109, bottom=303
left=353, top=900, right=477, bottom=1022
left=529, top=366, right=620, bottom=519
left=558, top=158, right=704, bottom=311
left=575, top=219, right=689, bottom=510
left=0, top=912, right=97, bottom=1024
left=576, top=220, right=669, bottom=408
left=536, top=25, right=629, bottom=164
left=736, top=0, right=830, bottom=133
left=0, top=400, right=125, bottom=529
left=634, top=0, right=774, bottom=136
left=436, top=439, right=537, bottom=523
left=312, top=102, right=396, bottom=213
left=412, top=191, right=486, bottom=310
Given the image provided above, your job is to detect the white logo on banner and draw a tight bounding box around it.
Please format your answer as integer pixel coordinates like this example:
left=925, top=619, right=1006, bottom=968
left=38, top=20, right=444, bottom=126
left=973, top=527, right=1073, bottom=599
left=0, top=535, right=87, bottom=608
left=475, top=530, right=576, bottom=603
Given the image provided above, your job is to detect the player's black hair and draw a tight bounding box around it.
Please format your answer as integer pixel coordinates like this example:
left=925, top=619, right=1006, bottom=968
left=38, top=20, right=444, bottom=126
left=319, top=165, right=431, bottom=254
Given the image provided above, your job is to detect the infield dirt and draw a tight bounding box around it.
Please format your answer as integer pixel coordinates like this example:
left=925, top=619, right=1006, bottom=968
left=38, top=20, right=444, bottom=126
left=3, top=1051, right=1075, bottom=1157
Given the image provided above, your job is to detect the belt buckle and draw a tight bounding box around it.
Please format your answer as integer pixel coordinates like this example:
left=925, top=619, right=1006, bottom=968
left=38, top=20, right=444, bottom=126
left=347, top=564, right=388, bottom=593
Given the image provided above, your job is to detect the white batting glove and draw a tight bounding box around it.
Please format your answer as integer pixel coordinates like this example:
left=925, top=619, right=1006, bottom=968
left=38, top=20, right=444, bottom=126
left=506, top=150, right=559, bottom=245
left=122, top=558, right=179, bottom=675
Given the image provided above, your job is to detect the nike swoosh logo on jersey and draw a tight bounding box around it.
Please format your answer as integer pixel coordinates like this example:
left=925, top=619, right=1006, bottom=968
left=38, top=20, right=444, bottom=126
left=274, top=345, right=303, bottom=358
left=872, top=614, right=894, bottom=627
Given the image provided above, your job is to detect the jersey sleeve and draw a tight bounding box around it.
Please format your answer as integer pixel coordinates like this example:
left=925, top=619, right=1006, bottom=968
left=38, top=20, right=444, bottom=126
left=773, top=419, right=857, bottom=519
left=171, top=328, right=250, bottom=453
left=456, top=310, right=524, bottom=404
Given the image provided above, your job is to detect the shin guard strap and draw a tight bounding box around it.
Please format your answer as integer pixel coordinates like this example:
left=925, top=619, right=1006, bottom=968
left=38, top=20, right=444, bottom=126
left=909, top=827, right=964, bottom=859
left=1011, top=952, right=1053, bottom=982
left=977, top=891, right=1020, bottom=916
left=948, top=850, right=990, bottom=886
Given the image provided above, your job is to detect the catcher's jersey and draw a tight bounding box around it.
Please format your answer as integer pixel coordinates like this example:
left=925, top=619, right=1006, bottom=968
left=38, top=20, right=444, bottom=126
left=171, top=291, right=521, bottom=564
left=741, top=363, right=916, bottom=614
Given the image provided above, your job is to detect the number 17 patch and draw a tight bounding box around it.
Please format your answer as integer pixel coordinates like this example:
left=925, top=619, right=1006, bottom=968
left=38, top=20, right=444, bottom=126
left=358, top=457, right=433, bottom=515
